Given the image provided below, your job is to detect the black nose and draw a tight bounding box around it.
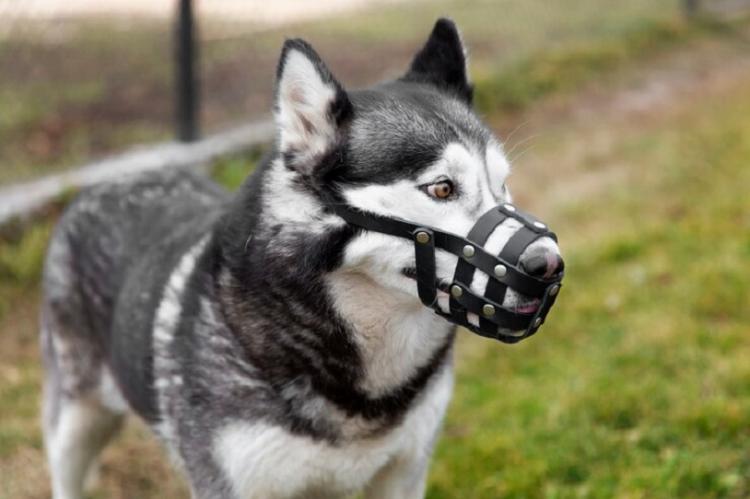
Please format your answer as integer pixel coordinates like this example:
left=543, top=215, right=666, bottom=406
left=521, top=249, right=564, bottom=278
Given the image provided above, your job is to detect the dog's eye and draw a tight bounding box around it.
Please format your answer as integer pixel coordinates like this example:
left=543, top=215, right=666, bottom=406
left=426, top=180, right=454, bottom=200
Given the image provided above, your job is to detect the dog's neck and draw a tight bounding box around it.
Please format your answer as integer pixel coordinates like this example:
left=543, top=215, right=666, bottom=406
left=326, top=270, right=455, bottom=398
left=262, top=157, right=456, bottom=397
left=218, top=158, right=455, bottom=419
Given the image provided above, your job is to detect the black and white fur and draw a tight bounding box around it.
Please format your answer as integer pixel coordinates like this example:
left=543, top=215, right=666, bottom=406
left=41, top=19, right=562, bottom=499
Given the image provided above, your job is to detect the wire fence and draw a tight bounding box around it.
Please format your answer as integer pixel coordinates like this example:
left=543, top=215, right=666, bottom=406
left=1, top=0, right=749, bottom=190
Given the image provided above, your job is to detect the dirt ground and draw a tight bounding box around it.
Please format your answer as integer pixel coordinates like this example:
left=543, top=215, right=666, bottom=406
left=1, top=26, right=749, bottom=499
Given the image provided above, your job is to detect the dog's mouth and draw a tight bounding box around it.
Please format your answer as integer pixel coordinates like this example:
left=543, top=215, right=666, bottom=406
left=402, top=267, right=541, bottom=315
left=401, top=267, right=450, bottom=294
left=401, top=267, right=417, bottom=279
left=512, top=298, right=541, bottom=315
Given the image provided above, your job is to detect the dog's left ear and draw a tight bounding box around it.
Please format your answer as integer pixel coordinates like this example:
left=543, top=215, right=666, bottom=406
left=274, top=39, right=352, bottom=175
left=402, top=18, right=473, bottom=104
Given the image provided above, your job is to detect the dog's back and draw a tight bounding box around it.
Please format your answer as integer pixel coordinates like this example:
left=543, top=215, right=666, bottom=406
left=41, top=169, right=228, bottom=495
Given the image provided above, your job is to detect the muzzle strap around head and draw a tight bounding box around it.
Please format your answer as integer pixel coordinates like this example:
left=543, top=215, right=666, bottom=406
left=328, top=201, right=563, bottom=344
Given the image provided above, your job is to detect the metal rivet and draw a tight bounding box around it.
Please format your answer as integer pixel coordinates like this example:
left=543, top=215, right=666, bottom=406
left=533, top=317, right=542, bottom=328
left=451, top=285, right=463, bottom=298
left=462, top=245, right=475, bottom=258
left=494, top=264, right=507, bottom=277
left=415, top=231, right=430, bottom=244
left=533, top=221, right=546, bottom=230
left=482, top=304, right=495, bottom=317
left=504, top=203, right=516, bottom=212
left=549, top=284, right=560, bottom=296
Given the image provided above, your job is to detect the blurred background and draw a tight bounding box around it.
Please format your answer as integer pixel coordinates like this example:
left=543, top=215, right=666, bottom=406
left=1, top=0, right=749, bottom=497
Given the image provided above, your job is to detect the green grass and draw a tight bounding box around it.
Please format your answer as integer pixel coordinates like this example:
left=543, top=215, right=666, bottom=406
left=474, top=17, right=737, bottom=114
left=210, top=149, right=265, bottom=190
left=0, top=221, right=52, bottom=321
left=299, top=0, right=681, bottom=51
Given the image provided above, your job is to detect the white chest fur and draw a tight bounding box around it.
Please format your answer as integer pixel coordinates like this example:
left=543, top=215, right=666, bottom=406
left=325, top=271, right=454, bottom=397
left=212, top=366, right=453, bottom=499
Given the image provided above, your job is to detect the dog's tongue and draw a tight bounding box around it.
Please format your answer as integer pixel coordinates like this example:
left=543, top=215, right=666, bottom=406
left=515, top=299, right=541, bottom=314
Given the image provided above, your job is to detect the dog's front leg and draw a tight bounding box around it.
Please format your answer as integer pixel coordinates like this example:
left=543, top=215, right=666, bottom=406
left=364, top=454, right=430, bottom=499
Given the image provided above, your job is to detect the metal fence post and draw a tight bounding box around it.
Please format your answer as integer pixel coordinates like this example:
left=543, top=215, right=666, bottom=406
left=683, top=0, right=701, bottom=18
left=176, top=0, right=199, bottom=142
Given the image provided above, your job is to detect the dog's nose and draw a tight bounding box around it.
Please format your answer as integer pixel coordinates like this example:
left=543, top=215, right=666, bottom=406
left=520, top=248, right=564, bottom=279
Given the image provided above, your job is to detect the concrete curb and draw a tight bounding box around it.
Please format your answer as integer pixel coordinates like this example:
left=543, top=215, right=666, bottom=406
left=0, top=119, right=275, bottom=225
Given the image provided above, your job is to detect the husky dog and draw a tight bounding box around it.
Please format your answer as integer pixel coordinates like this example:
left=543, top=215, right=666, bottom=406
left=41, top=19, right=563, bottom=499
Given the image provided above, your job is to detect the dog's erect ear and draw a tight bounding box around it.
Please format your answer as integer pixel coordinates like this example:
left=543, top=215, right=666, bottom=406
left=402, top=18, right=473, bottom=104
left=274, top=39, right=352, bottom=175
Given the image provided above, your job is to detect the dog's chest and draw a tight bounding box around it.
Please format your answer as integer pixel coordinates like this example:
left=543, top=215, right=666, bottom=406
left=212, top=367, right=453, bottom=498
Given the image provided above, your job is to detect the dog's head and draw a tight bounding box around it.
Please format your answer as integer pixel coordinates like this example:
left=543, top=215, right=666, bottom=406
left=271, top=19, right=563, bottom=337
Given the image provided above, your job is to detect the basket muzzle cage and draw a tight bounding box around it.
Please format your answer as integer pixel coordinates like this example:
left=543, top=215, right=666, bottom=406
left=330, top=202, right=564, bottom=343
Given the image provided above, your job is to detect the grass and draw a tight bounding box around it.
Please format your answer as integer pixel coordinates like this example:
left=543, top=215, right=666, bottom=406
left=210, top=148, right=266, bottom=190
left=2, top=12, right=750, bottom=499
left=427, top=65, right=750, bottom=498
left=297, top=0, right=682, bottom=51
left=473, top=17, right=737, bottom=114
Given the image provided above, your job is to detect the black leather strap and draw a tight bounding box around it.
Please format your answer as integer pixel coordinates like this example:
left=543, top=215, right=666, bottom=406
left=498, top=203, right=558, bottom=242
left=450, top=207, right=507, bottom=326
left=450, top=282, right=535, bottom=330
left=413, top=228, right=437, bottom=307
left=330, top=204, right=552, bottom=296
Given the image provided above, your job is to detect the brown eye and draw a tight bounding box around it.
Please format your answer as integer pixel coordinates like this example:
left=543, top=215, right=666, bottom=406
left=427, top=180, right=454, bottom=200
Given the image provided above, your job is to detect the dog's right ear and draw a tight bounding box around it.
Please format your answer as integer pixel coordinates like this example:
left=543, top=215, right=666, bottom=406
left=274, top=39, right=352, bottom=176
left=402, top=18, right=473, bottom=104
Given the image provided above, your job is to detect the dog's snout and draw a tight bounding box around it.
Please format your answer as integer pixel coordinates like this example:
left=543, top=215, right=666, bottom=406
left=520, top=247, right=564, bottom=279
